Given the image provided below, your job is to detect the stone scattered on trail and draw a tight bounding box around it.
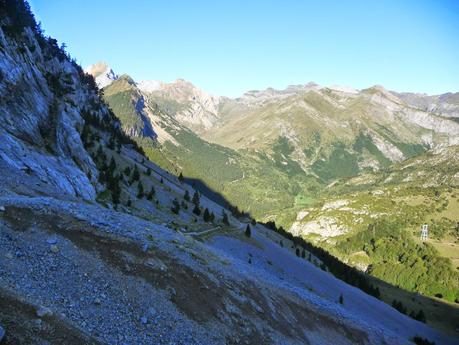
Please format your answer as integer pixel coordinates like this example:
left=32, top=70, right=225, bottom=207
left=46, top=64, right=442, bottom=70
left=36, top=306, right=53, bottom=318
left=46, top=237, right=58, bottom=245
left=49, top=245, right=59, bottom=253
left=0, top=205, right=5, bottom=212
left=140, top=316, right=148, bottom=324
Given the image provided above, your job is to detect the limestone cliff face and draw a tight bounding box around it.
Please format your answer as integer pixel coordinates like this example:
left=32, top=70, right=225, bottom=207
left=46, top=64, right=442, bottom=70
left=0, top=22, right=112, bottom=199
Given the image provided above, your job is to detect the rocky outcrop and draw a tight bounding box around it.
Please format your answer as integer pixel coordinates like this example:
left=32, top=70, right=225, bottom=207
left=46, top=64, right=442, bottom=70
left=0, top=24, right=101, bottom=199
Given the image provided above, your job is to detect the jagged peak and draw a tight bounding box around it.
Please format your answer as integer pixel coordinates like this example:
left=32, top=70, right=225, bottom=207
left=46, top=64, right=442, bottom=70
left=85, top=61, right=118, bottom=89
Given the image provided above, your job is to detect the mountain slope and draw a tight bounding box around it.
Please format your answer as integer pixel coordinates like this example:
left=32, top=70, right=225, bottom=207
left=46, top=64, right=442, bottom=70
left=290, top=146, right=459, bottom=302
left=7, top=3, right=457, bottom=344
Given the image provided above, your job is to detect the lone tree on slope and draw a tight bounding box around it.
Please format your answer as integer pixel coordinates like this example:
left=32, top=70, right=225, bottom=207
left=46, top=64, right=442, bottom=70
left=137, top=181, right=144, bottom=198
left=147, top=186, right=155, bottom=200
left=171, top=198, right=180, bottom=214
left=192, top=190, right=200, bottom=206
left=184, top=190, right=190, bottom=202
left=245, top=224, right=251, bottom=238
left=222, top=210, right=230, bottom=226
left=203, top=208, right=211, bottom=222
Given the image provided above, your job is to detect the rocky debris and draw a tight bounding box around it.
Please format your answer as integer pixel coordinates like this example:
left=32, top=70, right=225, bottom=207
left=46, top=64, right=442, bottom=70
left=36, top=306, right=53, bottom=318
left=46, top=236, right=58, bottom=245
left=49, top=244, right=59, bottom=253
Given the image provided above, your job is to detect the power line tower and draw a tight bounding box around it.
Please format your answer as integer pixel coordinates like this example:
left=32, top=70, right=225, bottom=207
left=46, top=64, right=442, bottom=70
left=420, top=224, right=428, bottom=241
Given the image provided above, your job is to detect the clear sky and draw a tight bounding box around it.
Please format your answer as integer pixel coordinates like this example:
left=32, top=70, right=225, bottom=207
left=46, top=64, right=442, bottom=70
left=29, top=0, right=459, bottom=97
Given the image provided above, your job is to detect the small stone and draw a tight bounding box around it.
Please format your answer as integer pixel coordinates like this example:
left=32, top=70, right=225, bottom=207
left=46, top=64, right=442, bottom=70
left=140, top=316, right=148, bottom=324
left=5, top=253, right=13, bottom=259
left=0, top=324, right=5, bottom=342
left=36, top=306, right=53, bottom=318
left=46, top=237, right=58, bottom=245
left=94, top=298, right=101, bottom=305
left=0, top=205, right=5, bottom=212
left=142, top=243, right=149, bottom=252
left=49, top=245, right=59, bottom=253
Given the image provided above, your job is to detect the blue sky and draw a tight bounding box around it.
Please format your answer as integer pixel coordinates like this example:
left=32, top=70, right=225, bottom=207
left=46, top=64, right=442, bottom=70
left=30, top=0, right=459, bottom=97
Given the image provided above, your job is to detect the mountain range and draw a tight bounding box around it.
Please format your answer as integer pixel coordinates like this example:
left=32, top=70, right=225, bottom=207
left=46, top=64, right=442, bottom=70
left=89, top=61, right=459, bottom=326
left=0, top=2, right=458, bottom=344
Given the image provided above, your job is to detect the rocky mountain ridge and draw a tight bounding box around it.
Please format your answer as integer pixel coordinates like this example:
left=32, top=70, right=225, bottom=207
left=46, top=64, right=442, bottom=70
left=1, top=2, right=458, bottom=344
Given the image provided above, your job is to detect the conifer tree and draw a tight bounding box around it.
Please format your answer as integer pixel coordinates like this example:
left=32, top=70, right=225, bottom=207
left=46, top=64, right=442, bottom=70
left=137, top=181, right=144, bottom=198
left=126, top=198, right=131, bottom=207
left=184, top=190, right=190, bottom=202
left=245, top=224, right=251, bottom=238
left=147, top=186, right=155, bottom=200
left=339, top=294, right=344, bottom=304
left=178, top=172, right=184, bottom=183
left=192, top=190, right=200, bottom=206
left=222, top=210, right=229, bottom=225
left=145, top=167, right=151, bottom=176
left=210, top=211, right=215, bottom=222
left=171, top=198, right=180, bottom=214
left=124, top=166, right=131, bottom=176
left=132, top=165, right=140, bottom=181
left=108, top=157, right=116, bottom=173
left=192, top=204, right=201, bottom=216
left=203, top=208, right=211, bottom=222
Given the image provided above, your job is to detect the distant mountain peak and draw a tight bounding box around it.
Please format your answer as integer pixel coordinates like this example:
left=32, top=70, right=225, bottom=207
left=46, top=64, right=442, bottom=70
left=85, top=61, right=118, bottom=88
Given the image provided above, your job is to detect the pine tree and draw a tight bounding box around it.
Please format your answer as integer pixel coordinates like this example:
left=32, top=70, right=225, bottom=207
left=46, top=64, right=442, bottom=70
left=203, top=208, right=211, bottom=222
left=126, top=198, right=131, bottom=207
left=192, top=190, right=200, bottom=206
left=160, top=177, right=163, bottom=184
left=210, top=212, right=215, bottom=222
left=108, top=157, right=116, bottom=174
left=124, top=166, right=131, bottom=176
left=137, top=181, right=144, bottom=198
left=184, top=190, right=190, bottom=202
left=181, top=200, right=188, bottom=209
left=295, top=248, right=300, bottom=257
left=339, top=294, right=344, bottom=304
left=301, top=249, right=306, bottom=258
left=222, top=210, right=229, bottom=225
left=245, top=224, right=251, bottom=238
left=145, top=167, right=152, bottom=176
left=178, top=172, right=184, bottom=183
left=171, top=198, right=180, bottom=214
left=147, top=186, right=155, bottom=200
left=132, top=165, right=140, bottom=181
left=192, top=204, right=201, bottom=216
